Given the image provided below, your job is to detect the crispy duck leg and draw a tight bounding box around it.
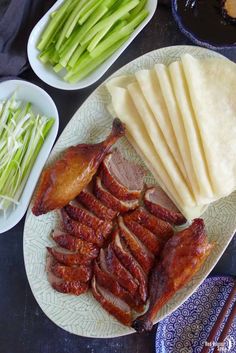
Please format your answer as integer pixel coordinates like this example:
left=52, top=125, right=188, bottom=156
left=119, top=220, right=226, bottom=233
left=32, top=118, right=125, bottom=216
left=132, top=219, right=213, bottom=332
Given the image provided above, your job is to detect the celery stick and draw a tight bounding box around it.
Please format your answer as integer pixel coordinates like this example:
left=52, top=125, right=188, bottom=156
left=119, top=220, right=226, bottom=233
left=37, top=0, right=72, bottom=51
left=77, top=0, right=102, bottom=23
left=68, top=45, right=86, bottom=69
left=78, top=0, right=139, bottom=47
left=60, top=5, right=108, bottom=67
left=55, top=0, right=87, bottom=50
left=59, top=26, right=81, bottom=67
left=76, top=5, right=108, bottom=43
left=90, top=9, right=148, bottom=59
left=39, top=45, right=57, bottom=64
left=129, top=0, right=147, bottom=21
left=87, top=24, right=114, bottom=52
left=59, top=25, right=81, bottom=55
left=53, top=63, right=63, bottom=73
left=78, top=0, right=103, bottom=25
left=87, top=20, right=127, bottom=52
left=78, top=0, right=115, bottom=25
left=66, top=36, right=129, bottom=83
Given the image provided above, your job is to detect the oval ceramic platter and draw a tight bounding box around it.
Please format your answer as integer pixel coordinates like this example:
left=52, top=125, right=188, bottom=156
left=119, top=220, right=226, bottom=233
left=24, top=46, right=236, bottom=338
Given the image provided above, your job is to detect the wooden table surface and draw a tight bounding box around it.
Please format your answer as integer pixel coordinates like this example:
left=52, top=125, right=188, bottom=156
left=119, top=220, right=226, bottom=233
left=0, top=2, right=236, bottom=353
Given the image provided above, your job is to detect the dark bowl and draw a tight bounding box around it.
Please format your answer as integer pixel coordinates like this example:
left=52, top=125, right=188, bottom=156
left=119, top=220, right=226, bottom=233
left=172, top=0, right=236, bottom=50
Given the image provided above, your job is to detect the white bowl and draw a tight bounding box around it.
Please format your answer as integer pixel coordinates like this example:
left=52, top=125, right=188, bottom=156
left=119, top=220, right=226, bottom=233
left=27, top=0, right=158, bottom=90
left=0, top=80, right=59, bottom=234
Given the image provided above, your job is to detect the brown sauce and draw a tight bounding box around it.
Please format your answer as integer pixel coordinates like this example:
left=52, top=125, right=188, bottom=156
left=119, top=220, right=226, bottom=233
left=176, top=0, right=236, bottom=46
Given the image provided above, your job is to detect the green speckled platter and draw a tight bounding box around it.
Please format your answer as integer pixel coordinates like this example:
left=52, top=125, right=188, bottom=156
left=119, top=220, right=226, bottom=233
left=23, top=46, right=236, bottom=338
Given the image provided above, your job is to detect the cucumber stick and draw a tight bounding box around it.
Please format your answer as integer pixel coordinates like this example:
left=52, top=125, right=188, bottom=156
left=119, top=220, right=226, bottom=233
left=37, top=0, right=149, bottom=83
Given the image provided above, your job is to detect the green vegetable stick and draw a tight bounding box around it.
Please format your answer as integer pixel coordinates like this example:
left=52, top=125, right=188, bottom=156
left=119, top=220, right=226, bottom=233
left=65, top=36, right=129, bottom=83
left=78, top=0, right=139, bottom=47
left=79, top=0, right=117, bottom=25
left=78, top=0, right=104, bottom=25
left=55, top=0, right=87, bottom=50
left=53, top=63, right=63, bottom=73
left=68, top=45, right=86, bottom=69
left=59, top=5, right=108, bottom=67
left=129, top=0, right=147, bottom=21
left=37, top=0, right=72, bottom=51
left=87, top=23, right=114, bottom=53
left=90, top=9, right=148, bottom=58
left=87, top=19, right=127, bottom=53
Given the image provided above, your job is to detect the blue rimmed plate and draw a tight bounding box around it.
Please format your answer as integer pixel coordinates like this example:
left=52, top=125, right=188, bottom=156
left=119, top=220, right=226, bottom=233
left=172, top=0, right=236, bottom=50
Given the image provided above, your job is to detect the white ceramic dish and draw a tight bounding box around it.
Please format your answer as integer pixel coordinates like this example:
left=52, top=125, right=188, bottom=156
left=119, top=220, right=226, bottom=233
left=24, top=46, right=236, bottom=338
left=0, top=80, right=59, bottom=234
left=27, top=0, right=158, bottom=90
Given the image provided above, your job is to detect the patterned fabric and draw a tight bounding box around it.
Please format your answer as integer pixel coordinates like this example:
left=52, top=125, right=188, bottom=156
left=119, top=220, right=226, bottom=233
left=156, top=277, right=236, bottom=353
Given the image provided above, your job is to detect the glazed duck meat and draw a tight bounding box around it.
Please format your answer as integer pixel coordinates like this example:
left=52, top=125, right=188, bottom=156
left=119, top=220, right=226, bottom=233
left=99, top=150, right=146, bottom=201
left=51, top=229, right=99, bottom=253
left=111, top=230, right=148, bottom=303
left=132, top=219, right=213, bottom=332
left=144, top=186, right=187, bottom=226
left=52, top=279, right=89, bottom=296
left=123, top=214, right=163, bottom=255
left=91, top=276, right=132, bottom=326
left=64, top=203, right=113, bottom=238
left=40, top=123, right=213, bottom=329
left=47, top=246, right=98, bottom=266
left=118, top=216, right=155, bottom=274
left=32, top=118, right=125, bottom=216
left=51, top=262, right=92, bottom=282
left=94, top=253, right=143, bottom=312
left=105, top=245, right=139, bottom=296
left=77, top=190, right=117, bottom=221
left=127, top=207, right=174, bottom=240
left=94, top=176, right=139, bottom=213
left=61, top=208, right=105, bottom=247
left=47, top=255, right=90, bottom=295
left=118, top=216, right=154, bottom=274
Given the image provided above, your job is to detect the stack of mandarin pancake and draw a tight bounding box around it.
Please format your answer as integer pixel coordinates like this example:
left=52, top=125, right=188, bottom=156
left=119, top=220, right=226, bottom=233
left=106, top=54, right=236, bottom=220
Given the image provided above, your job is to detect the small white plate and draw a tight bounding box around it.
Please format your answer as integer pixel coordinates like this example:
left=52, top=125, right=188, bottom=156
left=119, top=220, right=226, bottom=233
left=0, top=80, right=59, bottom=234
left=24, top=46, right=236, bottom=338
left=27, top=0, right=158, bottom=90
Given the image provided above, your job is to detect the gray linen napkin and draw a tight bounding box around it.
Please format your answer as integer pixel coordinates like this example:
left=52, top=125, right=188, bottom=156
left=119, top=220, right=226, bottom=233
left=0, top=0, right=55, bottom=81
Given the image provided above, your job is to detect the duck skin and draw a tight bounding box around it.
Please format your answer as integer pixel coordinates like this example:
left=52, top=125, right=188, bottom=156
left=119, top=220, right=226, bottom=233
left=94, top=260, right=143, bottom=312
left=132, top=219, right=213, bottom=332
left=94, top=176, right=139, bottom=213
left=47, top=246, right=98, bottom=266
left=99, top=150, right=145, bottom=201
left=52, top=280, right=89, bottom=296
left=118, top=216, right=154, bottom=274
left=111, top=229, right=148, bottom=303
left=51, top=262, right=92, bottom=282
left=144, top=187, right=187, bottom=226
left=123, top=215, right=162, bottom=255
left=77, top=190, right=117, bottom=221
left=61, top=208, right=104, bottom=247
left=32, top=118, right=125, bottom=216
left=52, top=229, right=99, bottom=253
left=91, top=276, right=132, bottom=326
left=127, top=207, right=173, bottom=240
left=64, top=203, right=113, bottom=238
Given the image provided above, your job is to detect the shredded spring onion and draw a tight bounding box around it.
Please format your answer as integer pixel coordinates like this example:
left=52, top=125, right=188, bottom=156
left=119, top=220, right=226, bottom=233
left=0, top=94, right=54, bottom=216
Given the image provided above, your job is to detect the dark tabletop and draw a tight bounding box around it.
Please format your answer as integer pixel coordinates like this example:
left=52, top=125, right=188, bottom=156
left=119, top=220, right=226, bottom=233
left=0, top=3, right=236, bottom=353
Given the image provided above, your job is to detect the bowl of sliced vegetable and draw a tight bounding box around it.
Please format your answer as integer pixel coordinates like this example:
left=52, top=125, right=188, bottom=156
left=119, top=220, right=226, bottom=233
left=27, top=0, right=158, bottom=90
left=0, top=80, right=59, bottom=233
